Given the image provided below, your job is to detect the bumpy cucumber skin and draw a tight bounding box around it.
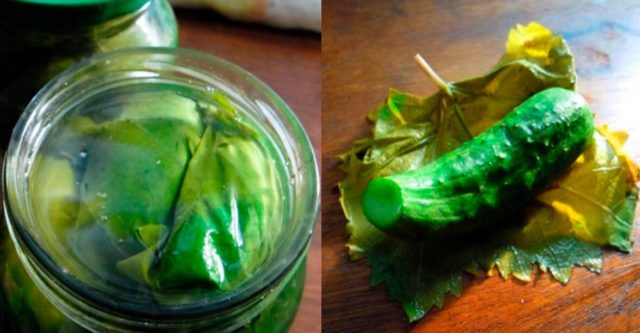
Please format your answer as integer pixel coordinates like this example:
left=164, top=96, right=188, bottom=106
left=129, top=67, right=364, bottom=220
left=364, top=87, right=595, bottom=235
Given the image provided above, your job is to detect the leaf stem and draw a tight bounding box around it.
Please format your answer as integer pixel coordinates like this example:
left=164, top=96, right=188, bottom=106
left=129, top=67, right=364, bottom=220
left=414, top=54, right=453, bottom=97
left=414, top=53, right=473, bottom=139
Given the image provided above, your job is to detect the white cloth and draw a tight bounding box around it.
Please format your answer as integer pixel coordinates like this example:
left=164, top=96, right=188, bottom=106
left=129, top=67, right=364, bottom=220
left=170, top=0, right=321, bottom=32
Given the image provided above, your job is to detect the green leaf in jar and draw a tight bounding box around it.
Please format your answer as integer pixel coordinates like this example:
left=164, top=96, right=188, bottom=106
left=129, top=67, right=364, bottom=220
left=116, top=92, right=284, bottom=290
left=152, top=105, right=284, bottom=290
left=29, top=90, right=285, bottom=293
left=49, top=94, right=204, bottom=278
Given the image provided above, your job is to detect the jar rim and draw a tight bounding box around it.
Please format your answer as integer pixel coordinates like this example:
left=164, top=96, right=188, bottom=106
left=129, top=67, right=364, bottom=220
left=2, top=47, right=319, bottom=321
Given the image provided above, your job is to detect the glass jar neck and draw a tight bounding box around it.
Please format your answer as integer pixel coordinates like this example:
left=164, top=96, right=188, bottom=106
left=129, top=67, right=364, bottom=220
left=0, top=0, right=151, bottom=31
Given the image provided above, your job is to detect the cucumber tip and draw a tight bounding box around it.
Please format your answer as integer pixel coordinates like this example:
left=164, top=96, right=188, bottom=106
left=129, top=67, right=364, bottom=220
left=362, top=178, right=402, bottom=230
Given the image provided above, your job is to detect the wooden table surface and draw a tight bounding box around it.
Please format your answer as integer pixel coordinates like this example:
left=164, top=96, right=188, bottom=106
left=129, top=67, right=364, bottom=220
left=322, top=1, right=640, bottom=332
left=176, top=9, right=321, bottom=333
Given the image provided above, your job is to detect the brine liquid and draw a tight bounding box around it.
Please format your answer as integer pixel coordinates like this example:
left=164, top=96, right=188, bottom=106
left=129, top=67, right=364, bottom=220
left=27, top=82, right=290, bottom=302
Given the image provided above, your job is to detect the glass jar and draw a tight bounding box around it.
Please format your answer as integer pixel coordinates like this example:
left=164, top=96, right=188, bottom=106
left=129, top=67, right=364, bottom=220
left=2, top=48, right=319, bottom=332
left=0, top=0, right=178, bottom=141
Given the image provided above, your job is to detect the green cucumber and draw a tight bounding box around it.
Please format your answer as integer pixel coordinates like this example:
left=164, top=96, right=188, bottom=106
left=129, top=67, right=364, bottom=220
left=362, top=87, right=595, bottom=235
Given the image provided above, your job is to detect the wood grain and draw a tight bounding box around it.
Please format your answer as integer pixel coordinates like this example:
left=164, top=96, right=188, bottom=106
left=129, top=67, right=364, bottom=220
left=322, top=1, right=640, bottom=332
left=176, top=10, right=321, bottom=333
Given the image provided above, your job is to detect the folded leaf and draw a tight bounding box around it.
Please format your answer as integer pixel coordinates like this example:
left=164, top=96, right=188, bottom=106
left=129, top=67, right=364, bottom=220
left=32, top=94, right=203, bottom=282
left=152, top=115, right=284, bottom=290
left=70, top=93, right=203, bottom=240
left=116, top=93, right=284, bottom=290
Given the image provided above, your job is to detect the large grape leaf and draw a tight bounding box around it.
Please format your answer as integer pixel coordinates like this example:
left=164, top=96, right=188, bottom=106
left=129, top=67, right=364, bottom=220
left=338, top=22, right=639, bottom=322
